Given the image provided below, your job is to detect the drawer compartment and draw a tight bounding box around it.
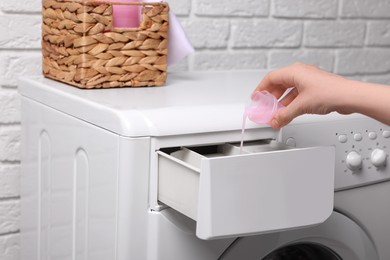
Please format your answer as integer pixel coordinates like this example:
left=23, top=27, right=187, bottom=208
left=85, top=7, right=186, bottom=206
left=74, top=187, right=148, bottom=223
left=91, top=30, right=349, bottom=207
left=157, top=140, right=335, bottom=240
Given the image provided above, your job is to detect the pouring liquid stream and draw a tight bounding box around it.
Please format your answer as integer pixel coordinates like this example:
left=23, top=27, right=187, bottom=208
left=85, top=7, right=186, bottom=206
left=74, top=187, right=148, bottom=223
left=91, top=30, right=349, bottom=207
left=240, top=113, right=247, bottom=154
left=240, top=90, right=283, bottom=153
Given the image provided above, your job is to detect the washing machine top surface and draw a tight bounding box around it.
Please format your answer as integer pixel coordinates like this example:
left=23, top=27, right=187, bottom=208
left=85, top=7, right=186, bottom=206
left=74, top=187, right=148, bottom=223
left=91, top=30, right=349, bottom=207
left=19, top=70, right=354, bottom=137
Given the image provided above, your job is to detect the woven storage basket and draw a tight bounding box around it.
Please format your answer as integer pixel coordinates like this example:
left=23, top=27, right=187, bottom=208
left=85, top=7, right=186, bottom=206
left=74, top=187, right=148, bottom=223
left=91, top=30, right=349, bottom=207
left=42, top=0, right=169, bottom=88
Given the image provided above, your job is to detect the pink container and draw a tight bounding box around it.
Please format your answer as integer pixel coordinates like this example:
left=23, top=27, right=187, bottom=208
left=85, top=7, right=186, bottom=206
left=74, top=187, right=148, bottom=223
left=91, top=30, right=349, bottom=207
left=245, top=91, right=284, bottom=125
left=112, top=0, right=140, bottom=28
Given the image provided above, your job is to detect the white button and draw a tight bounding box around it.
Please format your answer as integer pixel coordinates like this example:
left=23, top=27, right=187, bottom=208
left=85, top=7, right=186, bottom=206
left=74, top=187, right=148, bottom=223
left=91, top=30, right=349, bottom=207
left=383, top=130, right=390, bottom=138
left=338, top=134, right=348, bottom=143
left=370, top=149, right=387, bottom=168
left=346, top=151, right=362, bottom=171
left=354, top=133, right=362, bottom=141
left=286, top=137, right=296, bottom=147
left=368, top=132, right=377, bottom=140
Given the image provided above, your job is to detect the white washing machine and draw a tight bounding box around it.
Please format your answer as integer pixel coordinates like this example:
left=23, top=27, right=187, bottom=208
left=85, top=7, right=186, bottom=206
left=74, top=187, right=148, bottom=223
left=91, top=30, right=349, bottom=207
left=19, top=71, right=390, bottom=260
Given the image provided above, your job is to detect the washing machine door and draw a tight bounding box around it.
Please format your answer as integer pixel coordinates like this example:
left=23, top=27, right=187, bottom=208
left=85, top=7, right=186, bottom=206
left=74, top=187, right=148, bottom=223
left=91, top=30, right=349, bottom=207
left=219, top=212, right=378, bottom=260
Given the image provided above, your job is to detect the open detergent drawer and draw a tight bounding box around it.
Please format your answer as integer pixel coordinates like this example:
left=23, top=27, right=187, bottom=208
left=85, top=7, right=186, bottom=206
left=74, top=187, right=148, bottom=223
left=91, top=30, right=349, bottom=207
left=157, top=140, right=335, bottom=240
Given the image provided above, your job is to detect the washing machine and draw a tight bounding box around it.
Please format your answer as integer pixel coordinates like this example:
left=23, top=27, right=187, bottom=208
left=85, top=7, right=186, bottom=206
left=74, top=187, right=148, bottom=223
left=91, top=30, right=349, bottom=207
left=19, top=70, right=390, bottom=260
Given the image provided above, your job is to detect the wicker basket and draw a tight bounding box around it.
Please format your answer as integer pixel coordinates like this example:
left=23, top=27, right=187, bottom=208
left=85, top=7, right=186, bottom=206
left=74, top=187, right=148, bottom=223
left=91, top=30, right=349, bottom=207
left=42, top=0, right=169, bottom=88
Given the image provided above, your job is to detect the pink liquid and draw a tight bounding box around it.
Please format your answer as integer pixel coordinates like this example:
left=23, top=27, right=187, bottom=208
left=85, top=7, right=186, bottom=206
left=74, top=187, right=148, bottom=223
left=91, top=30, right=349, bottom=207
left=240, top=113, right=247, bottom=154
left=240, top=91, right=284, bottom=153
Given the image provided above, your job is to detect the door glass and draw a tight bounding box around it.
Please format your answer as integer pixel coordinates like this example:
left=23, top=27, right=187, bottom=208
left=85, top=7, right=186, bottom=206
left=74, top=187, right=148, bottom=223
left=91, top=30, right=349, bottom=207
left=262, top=243, right=341, bottom=260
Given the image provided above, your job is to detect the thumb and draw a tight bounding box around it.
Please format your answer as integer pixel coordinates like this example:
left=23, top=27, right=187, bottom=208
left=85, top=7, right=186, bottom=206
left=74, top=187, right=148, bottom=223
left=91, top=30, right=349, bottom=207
left=271, top=99, right=304, bottom=128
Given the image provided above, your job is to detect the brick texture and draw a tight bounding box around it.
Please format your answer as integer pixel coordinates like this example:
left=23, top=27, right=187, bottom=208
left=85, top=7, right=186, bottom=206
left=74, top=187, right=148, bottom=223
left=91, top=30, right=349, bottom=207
left=305, top=21, right=365, bottom=47
left=269, top=50, right=334, bottom=71
left=0, top=201, right=19, bottom=234
left=181, top=19, right=230, bottom=49
left=0, top=234, right=19, bottom=260
left=273, top=0, right=338, bottom=19
left=195, top=0, right=269, bottom=17
left=166, top=0, right=191, bottom=16
left=0, top=126, right=21, bottom=162
left=194, top=51, right=266, bottom=70
left=0, top=52, right=43, bottom=87
left=232, top=20, right=303, bottom=48
left=0, top=91, right=20, bottom=124
left=0, top=0, right=40, bottom=13
left=1, top=0, right=390, bottom=258
left=336, top=49, right=390, bottom=75
left=0, top=166, right=20, bottom=198
left=341, top=0, right=390, bottom=18
left=0, top=15, right=41, bottom=49
left=366, top=21, right=390, bottom=46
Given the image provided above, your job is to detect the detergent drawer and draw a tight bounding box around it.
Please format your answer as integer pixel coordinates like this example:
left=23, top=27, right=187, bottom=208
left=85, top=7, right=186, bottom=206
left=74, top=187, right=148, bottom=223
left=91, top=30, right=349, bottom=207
left=157, top=140, right=335, bottom=240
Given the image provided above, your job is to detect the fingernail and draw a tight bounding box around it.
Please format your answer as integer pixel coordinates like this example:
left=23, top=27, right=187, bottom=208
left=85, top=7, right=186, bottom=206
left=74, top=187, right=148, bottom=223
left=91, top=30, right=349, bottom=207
left=271, top=119, right=280, bottom=128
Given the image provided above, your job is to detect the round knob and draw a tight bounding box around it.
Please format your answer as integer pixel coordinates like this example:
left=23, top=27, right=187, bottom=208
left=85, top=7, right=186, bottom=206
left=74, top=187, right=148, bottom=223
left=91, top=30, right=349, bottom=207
left=370, top=149, right=387, bottom=168
left=346, top=151, right=362, bottom=171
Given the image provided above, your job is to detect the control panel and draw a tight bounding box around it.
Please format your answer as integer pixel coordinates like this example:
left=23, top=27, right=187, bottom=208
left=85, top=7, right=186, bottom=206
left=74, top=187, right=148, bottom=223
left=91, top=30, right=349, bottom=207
left=281, top=115, right=390, bottom=191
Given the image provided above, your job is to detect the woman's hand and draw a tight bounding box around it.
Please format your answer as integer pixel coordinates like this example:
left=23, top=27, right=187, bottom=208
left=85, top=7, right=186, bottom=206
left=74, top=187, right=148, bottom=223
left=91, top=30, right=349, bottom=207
left=254, top=63, right=354, bottom=128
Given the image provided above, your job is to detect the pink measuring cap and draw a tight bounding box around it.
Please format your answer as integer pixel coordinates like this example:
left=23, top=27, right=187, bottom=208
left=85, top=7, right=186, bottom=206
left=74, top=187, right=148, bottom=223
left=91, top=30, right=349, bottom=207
left=244, top=91, right=284, bottom=125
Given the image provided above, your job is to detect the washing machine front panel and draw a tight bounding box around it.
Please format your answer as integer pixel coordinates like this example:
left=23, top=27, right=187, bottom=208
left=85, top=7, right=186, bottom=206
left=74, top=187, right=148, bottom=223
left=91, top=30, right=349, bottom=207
left=21, top=97, right=121, bottom=260
left=335, top=180, right=390, bottom=260
left=281, top=116, right=390, bottom=191
left=219, top=212, right=379, bottom=260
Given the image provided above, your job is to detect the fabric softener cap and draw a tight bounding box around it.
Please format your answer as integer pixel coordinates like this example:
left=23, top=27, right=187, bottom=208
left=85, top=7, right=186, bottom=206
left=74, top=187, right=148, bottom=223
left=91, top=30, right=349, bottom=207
left=245, top=91, right=284, bottom=125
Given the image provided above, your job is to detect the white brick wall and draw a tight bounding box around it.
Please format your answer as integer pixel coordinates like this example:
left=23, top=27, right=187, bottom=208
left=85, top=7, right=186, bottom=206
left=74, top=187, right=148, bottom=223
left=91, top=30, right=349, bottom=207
left=340, top=0, right=390, bottom=18
left=1, top=0, right=390, bottom=257
left=273, top=0, right=338, bottom=19
left=304, top=21, right=365, bottom=47
left=231, top=20, right=303, bottom=48
left=195, top=0, right=269, bottom=17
